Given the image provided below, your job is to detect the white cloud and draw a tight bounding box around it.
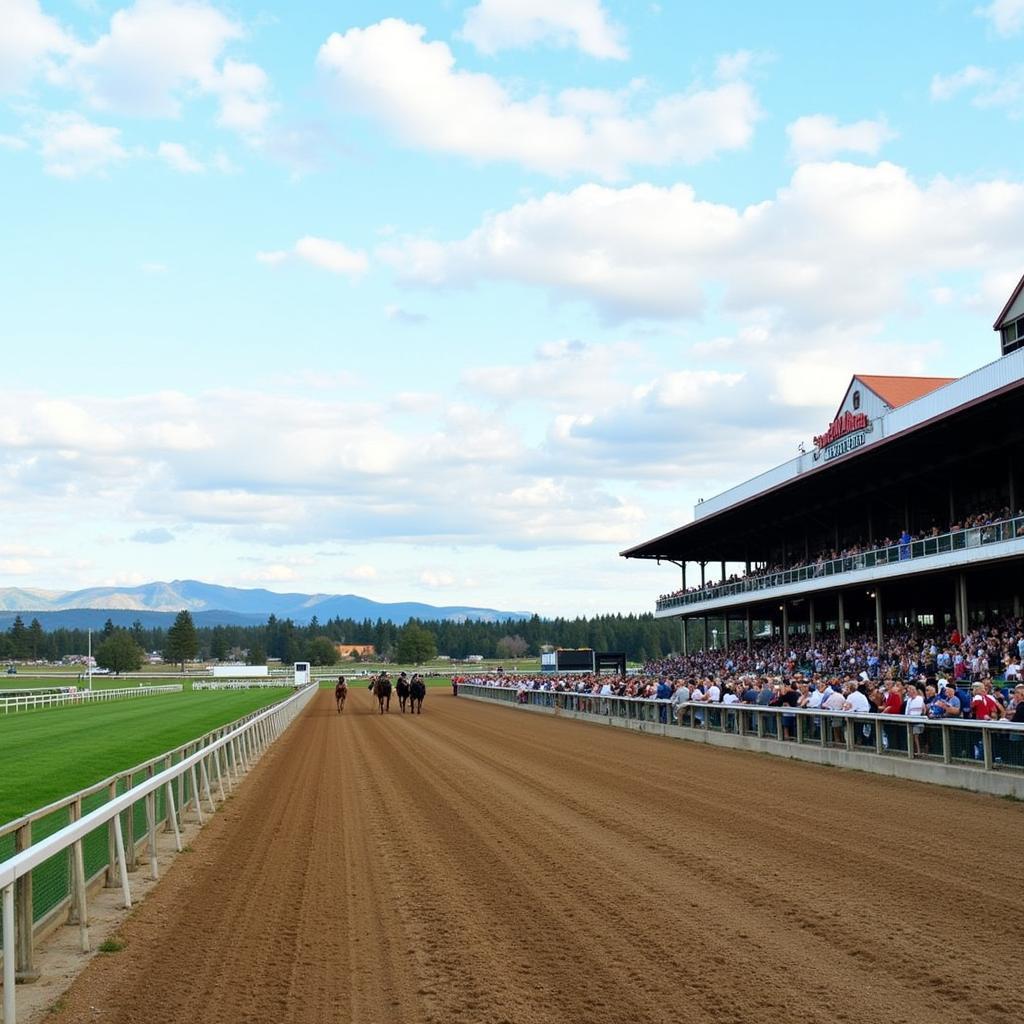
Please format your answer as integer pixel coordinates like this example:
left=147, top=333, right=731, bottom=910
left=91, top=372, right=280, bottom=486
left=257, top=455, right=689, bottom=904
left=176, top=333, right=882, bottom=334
left=930, top=63, right=1024, bottom=116
left=294, top=236, right=368, bottom=275
left=463, top=339, right=644, bottom=408
left=0, top=134, right=29, bottom=151
left=240, top=563, right=299, bottom=582
left=316, top=19, right=759, bottom=179
left=42, top=0, right=273, bottom=140
left=930, top=65, right=994, bottom=101
left=36, top=111, right=128, bottom=178
left=0, top=0, right=74, bottom=92
left=384, top=304, right=427, bottom=325
left=157, top=140, right=203, bottom=172
left=975, top=0, right=1024, bottom=36
left=256, top=249, right=288, bottom=265
left=786, top=114, right=896, bottom=161
left=0, top=559, right=35, bottom=575
left=459, top=0, right=627, bottom=59
left=419, top=569, right=456, bottom=588
left=384, top=163, right=1024, bottom=326
left=258, top=236, right=368, bottom=275
left=141, top=262, right=168, bottom=273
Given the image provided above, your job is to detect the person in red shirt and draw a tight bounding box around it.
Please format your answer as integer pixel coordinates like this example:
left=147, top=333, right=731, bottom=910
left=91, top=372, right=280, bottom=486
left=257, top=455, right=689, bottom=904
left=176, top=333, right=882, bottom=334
left=880, top=680, right=904, bottom=715
left=970, top=681, right=1001, bottom=720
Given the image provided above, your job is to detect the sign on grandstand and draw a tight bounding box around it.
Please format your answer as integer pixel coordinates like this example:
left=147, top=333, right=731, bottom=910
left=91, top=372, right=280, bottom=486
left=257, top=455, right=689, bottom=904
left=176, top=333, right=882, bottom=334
left=813, top=410, right=872, bottom=462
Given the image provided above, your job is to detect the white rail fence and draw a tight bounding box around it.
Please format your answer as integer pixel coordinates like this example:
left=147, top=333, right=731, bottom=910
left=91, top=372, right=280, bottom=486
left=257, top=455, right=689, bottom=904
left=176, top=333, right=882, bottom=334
left=0, top=682, right=318, bottom=1023
left=460, top=684, right=1024, bottom=796
left=192, top=680, right=297, bottom=691
left=0, top=685, right=184, bottom=715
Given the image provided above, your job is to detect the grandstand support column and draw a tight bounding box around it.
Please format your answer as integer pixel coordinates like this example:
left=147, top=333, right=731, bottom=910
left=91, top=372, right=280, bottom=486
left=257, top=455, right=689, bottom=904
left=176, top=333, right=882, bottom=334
left=720, top=560, right=726, bottom=583
left=681, top=563, right=686, bottom=590
left=958, top=573, right=969, bottom=632
left=723, top=613, right=729, bottom=652
left=781, top=603, right=789, bottom=644
left=703, top=616, right=710, bottom=651
left=875, top=588, right=883, bottom=651
left=745, top=607, right=752, bottom=652
left=809, top=597, right=816, bottom=643
left=681, top=617, right=688, bottom=656
left=838, top=592, right=846, bottom=644
left=700, top=561, right=706, bottom=588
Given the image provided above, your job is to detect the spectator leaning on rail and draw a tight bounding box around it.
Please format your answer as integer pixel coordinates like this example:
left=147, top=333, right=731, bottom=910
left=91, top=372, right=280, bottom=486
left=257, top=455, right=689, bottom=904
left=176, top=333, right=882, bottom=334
left=929, top=681, right=962, bottom=719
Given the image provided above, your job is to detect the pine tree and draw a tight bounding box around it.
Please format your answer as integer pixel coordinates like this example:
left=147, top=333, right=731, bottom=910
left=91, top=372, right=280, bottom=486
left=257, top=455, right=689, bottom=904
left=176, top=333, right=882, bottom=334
left=164, top=610, right=199, bottom=671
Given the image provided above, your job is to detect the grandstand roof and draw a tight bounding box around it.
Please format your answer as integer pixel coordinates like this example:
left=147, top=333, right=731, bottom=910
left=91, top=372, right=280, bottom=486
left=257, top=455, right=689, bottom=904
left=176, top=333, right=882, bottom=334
left=993, top=270, right=1024, bottom=329
left=621, top=348, right=1024, bottom=563
left=852, top=374, right=956, bottom=411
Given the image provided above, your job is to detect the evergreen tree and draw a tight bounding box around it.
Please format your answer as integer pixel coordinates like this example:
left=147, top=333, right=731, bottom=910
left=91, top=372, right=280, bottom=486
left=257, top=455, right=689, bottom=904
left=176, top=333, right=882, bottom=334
left=164, top=610, right=199, bottom=670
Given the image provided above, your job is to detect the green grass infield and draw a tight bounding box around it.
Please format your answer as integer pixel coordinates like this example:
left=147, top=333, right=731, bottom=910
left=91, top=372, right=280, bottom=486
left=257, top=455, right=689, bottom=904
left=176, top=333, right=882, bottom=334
left=0, top=687, right=292, bottom=826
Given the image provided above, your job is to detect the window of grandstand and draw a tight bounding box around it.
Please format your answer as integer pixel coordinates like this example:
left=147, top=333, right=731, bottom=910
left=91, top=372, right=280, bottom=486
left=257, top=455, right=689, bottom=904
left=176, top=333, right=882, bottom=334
left=1001, top=316, right=1024, bottom=356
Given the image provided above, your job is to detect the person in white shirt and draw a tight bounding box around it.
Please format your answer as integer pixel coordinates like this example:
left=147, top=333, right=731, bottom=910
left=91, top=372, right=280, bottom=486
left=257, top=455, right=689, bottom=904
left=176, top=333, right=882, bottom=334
left=904, top=682, right=926, bottom=757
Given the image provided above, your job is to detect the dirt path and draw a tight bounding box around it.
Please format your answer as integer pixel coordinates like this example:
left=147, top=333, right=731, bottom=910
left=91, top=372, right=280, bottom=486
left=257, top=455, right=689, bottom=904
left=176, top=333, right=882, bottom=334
left=45, top=689, right=1023, bottom=1024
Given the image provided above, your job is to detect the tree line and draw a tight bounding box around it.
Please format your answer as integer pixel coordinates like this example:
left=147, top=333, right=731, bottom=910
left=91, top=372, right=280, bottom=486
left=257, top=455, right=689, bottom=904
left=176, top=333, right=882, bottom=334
left=0, top=609, right=683, bottom=668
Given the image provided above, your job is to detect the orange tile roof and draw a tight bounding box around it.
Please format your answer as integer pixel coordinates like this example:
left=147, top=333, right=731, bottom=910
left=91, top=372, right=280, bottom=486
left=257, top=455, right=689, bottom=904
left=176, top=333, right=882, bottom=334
left=855, top=374, right=956, bottom=409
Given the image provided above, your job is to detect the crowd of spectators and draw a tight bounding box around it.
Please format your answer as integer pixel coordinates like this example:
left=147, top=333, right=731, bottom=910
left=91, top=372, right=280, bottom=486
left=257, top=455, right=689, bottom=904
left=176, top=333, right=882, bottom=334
left=659, top=507, right=1024, bottom=604
left=456, top=619, right=1024, bottom=737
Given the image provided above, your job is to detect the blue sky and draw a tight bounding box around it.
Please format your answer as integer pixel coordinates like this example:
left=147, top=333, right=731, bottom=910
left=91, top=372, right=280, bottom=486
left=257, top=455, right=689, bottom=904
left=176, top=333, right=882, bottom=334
left=2, top=0, right=1024, bottom=615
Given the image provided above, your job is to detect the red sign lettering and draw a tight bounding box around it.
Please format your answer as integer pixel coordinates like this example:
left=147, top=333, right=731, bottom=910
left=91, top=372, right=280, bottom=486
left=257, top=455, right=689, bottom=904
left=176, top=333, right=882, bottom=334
left=813, top=410, right=869, bottom=450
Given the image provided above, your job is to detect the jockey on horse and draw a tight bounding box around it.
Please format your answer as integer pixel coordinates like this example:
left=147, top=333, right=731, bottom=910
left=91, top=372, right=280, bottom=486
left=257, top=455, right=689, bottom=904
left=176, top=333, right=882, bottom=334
left=395, top=671, right=411, bottom=712
left=334, top=675, right=348, bottom=714
left=371, top=671, right=392, bottom=714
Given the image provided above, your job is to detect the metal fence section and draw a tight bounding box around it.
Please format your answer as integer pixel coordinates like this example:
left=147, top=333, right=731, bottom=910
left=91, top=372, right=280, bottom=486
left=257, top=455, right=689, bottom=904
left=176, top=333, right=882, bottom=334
left=0, top=686, right=183, bottom=715
left=0, top=682, right=317, bottom=1024
left=459, top=684, right=1024, bottom=797
left=657, top=514, right=1024, bottom=611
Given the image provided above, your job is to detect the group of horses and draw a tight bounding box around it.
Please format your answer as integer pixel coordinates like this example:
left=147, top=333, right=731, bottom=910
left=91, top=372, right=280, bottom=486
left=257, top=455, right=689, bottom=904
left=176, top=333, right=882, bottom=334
left=334, top=672, right=426, bottom=715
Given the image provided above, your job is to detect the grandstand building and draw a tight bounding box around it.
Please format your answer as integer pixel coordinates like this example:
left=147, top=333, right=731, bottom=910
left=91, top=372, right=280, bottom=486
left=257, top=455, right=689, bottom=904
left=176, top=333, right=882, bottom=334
left=622, top=278, right=1024, bottom=653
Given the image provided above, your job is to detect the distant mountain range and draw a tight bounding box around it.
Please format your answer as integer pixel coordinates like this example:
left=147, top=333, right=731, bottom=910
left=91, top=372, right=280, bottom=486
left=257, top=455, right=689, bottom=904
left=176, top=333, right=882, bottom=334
left=0, top=580, right=531, bottom=629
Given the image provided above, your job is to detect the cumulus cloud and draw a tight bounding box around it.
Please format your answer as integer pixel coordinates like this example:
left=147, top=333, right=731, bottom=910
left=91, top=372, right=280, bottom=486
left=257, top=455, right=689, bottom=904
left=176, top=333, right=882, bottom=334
left=459, top=0, right=627, bottom=59
left=931, top=63, right=1024, bottom=116
left=35, top=111, right=128, bottom=178
left=11, top=0, right=273, bottom=143
left=316, top=19, right=759, bottom=179
left=786, top=114, right=896, bottom=161
left=157, top=140, right=204, bottom=173
left=0, top=0, right=74, bottom=93
left=383, top=162, right=1024, bottom=326
left=975, top=0, right=1024, bottom=36
left=258, top=236, right=369, bottom=276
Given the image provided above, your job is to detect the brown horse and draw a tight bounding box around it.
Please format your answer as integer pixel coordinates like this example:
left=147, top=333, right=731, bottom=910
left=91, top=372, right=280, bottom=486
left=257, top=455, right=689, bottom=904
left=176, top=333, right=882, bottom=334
left=334, top=676, right=348, bottom=714
left=409, top=675, right=426, bottom=714
left=395, top=673, right=410, bottom=712
left=372, top=672, right=392, bottom=714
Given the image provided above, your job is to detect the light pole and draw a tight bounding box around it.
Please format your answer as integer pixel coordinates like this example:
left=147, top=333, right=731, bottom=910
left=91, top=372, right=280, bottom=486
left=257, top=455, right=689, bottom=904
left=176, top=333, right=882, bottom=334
left=87, top=629, right=93, bottom=691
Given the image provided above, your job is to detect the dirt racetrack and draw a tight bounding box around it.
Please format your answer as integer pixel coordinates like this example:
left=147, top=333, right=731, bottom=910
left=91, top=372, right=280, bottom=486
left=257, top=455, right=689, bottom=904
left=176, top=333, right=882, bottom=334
left=46, top=689, right=1023, bottom=1024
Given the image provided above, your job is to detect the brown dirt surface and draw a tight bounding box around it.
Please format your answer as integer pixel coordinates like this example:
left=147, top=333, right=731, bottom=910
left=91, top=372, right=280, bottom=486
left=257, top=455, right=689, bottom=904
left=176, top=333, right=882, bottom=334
left=43, top=689, right=1024, bottom=1024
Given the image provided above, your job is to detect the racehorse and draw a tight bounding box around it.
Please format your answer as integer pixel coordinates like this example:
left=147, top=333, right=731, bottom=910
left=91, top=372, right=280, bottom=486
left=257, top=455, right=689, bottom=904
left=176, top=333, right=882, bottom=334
left=409, top=674, right=426, bottom=715
left=395, top=673, right=410, bottom=713
left=372, top=672, right=392, bottom=714
left=334, top=676, right=348, bottom=714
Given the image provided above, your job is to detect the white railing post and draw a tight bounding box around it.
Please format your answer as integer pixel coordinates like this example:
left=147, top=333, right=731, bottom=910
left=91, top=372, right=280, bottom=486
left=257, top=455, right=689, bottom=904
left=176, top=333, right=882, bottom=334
left=112, top=814, right=132, bottom=909
left=165, top=782, right=182, bottom=853
left=4, top=883, right=16, bottom=1024
left=189, top=765, right=204, bottom=824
